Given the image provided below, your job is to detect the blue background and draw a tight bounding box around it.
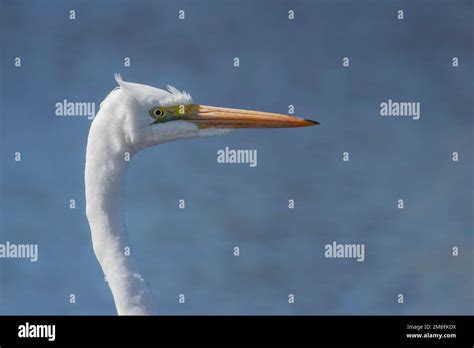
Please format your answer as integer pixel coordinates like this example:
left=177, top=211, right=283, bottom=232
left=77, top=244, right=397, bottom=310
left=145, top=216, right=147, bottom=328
left=1, top=0, right=472, bottom=314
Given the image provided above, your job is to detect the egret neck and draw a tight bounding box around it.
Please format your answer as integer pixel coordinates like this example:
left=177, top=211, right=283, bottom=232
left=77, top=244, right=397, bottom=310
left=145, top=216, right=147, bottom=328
left=85, top=123, right=153, bottom=315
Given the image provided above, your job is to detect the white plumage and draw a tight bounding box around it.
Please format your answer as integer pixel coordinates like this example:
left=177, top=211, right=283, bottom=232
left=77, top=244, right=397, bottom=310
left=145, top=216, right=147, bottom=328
left=86, top=76, right=228, bottom=315
left=85, top=75, right=316, bottom=315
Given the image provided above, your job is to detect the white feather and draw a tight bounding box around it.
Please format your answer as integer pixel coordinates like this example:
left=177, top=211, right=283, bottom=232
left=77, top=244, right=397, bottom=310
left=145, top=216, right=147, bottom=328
left=86, top=75, right=230, bottom=315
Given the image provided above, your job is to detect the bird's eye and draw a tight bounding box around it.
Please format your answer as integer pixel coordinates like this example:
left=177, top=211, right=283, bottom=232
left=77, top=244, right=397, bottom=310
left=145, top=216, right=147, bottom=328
left=153, top=108, right=164, bottom=118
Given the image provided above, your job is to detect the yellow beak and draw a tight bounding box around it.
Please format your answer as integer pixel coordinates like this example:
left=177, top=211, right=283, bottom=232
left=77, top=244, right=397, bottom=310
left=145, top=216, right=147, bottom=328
left=183, top=105, right=319, bottom=129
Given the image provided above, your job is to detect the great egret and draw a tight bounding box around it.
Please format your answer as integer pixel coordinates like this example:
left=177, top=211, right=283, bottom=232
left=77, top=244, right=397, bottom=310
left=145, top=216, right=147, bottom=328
left=85, top=74, right=318, bottom=315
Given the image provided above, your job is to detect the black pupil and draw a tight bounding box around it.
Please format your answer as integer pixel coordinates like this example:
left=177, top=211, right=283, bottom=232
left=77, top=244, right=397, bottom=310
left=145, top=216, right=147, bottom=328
left=155, top=109, right=162, bottom=117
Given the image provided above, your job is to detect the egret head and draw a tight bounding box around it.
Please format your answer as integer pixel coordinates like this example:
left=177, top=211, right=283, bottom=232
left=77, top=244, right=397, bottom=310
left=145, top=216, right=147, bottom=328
left=94, top=74, right=318, bottom=153
left=87, top=75, right=319, bottom=315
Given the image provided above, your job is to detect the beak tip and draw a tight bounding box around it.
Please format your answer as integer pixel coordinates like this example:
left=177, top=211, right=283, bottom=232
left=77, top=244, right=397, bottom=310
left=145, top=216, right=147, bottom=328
left=305, top=119, right=320, bottom=126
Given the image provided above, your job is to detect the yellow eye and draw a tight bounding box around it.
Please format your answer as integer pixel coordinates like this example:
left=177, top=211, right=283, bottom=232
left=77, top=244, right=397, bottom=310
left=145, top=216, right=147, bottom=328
left=153, top=108, right=164, bottom=118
